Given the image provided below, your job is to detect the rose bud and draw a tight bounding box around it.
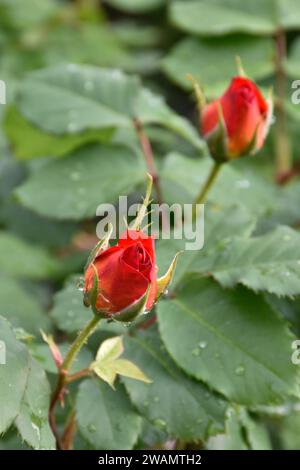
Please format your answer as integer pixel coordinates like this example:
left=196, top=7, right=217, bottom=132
left=83, top=175, right=180, bottom=323
left=201, top=76, right=273, bottom=161
left=84, top=230, right=157, bottom=322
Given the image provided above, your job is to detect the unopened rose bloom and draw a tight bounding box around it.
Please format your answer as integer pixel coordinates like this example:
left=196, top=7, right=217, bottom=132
left=201, top=76, right=273, bottom=161
left=84, top=230, right=157, bottom=320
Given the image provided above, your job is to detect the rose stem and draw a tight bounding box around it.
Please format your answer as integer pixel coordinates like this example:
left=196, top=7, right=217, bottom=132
left=61, top=411, right=76, bottom=451
left=49, top=315, right=101, bottom=449
left=274, top=27, right=292, bottom=179
left=133, top=118, right=163, bottom=205
left=193, top=161, right=223, bottom=219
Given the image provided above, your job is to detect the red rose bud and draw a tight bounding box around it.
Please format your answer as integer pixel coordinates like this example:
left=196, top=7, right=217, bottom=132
left=84, top=230, right=158, bottom=322
left=201, top=77, right=273, bottom=161
left=83, top=174, right=180, bottom=323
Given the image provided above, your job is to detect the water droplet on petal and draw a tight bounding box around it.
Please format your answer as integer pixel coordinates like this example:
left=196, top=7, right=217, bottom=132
left=77, top=278, right=85, bottom=292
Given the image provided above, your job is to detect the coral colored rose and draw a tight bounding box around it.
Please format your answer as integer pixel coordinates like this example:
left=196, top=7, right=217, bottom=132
left=84, top=230, right=157, bottom=316
left=201, top=76, right=272, bottom=159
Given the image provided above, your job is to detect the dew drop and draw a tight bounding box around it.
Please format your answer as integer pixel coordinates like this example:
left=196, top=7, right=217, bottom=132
left=235, top=179, right=250, bottom=189
left=154, top=418, right=166, bottom=429
left=199, top=340, right=207, bottom=350
left=70, top=171, right=80, bottom=182
left=87, top=423, right=96, bottom=433
left=235, top=364, right=245, bottom=376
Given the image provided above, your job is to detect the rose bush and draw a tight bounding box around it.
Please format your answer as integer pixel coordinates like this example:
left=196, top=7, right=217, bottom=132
left=0, top=0, right=300, bottom=454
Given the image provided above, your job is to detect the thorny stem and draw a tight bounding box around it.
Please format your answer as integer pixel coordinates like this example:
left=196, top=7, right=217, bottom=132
left=133, top=118, right=164, bottom=205
left=49, top=315, right=101, bottom=449
left=192, top=162, right=223, bottom=220
left=274, top=28, right=292, bottom=178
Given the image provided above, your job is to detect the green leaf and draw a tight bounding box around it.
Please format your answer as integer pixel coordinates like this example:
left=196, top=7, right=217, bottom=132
left=50, top=276, right=124, bottom=335
left=112, top=359, right=151, bottom=383
left=0, top=0, right=58, bottom=30
left=169, top=0, right=300, bottom=36
left=0, top=276, right=50, bottom=334
left=162, top=36, right=274, bottom=95
left=207, top=226, right=300, bottom=297
left=4, top=106, right=113, bottom=160
left=161, top=154, right=277, bottom=215
left=286, top=37, right=300, bottom=78
left=17, top=65, right=141, bottom=135
left=207, top=407, right=271, bottom=450
left=158, top=277, right=298, bottom=405
left=76, top=379, right=142, bottom=449
left=104, top=0, right=165, bottom=13
left=0, top=232, right=59, bottom=279
left=95, top=336, right=124, bottom=363
left=122, top=331, right=226, bottom=440
left=14, top=143, right=146, bottom=220
left=0, top=316, right=30, bottom=433
left=207, top=408, right=248, bottom=450
left=136, top=88, right=205, bottom=150
left=16, top=64, right=203, bottom=149
left=14, top=357, right=55, bottom=450
left=91, top=336, right=151, bottom=387
left=280, top=411, right=300, bottom=449
left=156, top=204, right=256, bottom=288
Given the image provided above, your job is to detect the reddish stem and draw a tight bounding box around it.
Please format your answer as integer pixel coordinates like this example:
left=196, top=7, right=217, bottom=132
left=133, top=118, right=164, bottom=205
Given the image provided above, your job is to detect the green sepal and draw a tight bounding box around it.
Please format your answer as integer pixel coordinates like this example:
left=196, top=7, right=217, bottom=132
left=155, top=251, right=182, bottom=302
left=83, top=264, right=100, bottom=314
left=84, top=223, right=113, bottom=272
left=206, top=104, right=229, bottom=163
